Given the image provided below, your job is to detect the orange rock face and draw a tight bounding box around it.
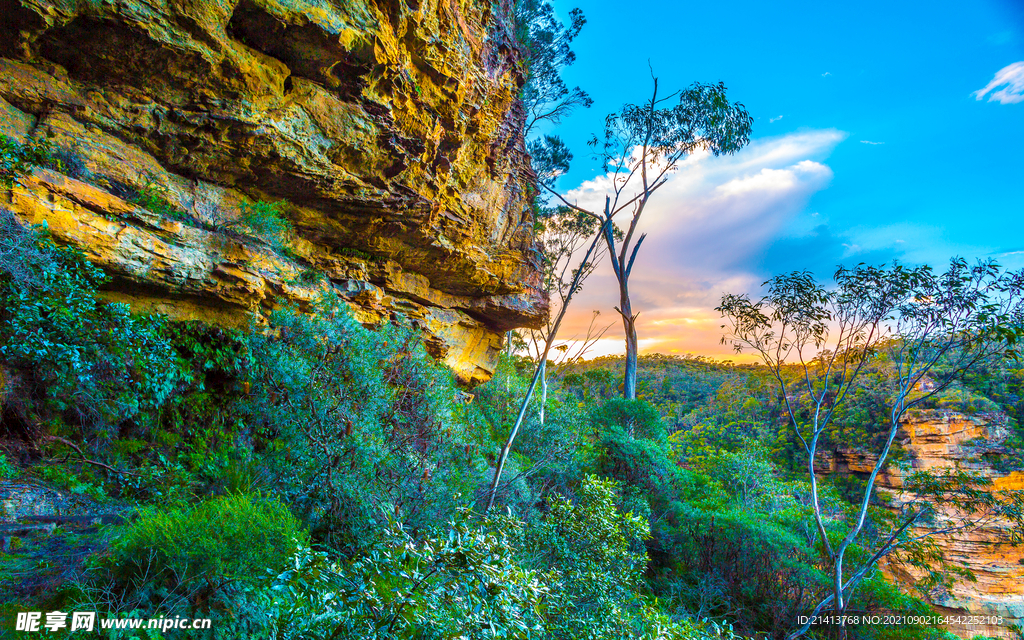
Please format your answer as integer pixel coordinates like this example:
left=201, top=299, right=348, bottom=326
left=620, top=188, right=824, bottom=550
left=0, top=0, right=547, bottom=384
left=819, top=413, right=1024, bottom=639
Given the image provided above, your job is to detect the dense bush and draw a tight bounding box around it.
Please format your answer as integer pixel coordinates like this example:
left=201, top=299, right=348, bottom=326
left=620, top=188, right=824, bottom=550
left=242, top=296, right=487, bottom=548
left=233, top=200, right=292, bottom=248
left=524, top=475, right=657, bottom=638
left=93, top=493, right=305, bottom=619
left=0, top=133, right=61, bottom=187
left=265, top=507, right=547, bottom=640
left=265, top=475, right=710, bottom=640
left=0, top=210, right=177, bottom=437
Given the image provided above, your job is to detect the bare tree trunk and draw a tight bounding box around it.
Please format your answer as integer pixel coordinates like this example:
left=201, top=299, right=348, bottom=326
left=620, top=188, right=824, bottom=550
left=618, top=281, right=638, bottom=437
left=538, top=359, right=547, bottom=426
left=834, top=560, right=846, bottom=640
left=620, top=293, right=638, bottom=402
left=485, top=225, right=607, bottom=512
left=600, top=190, right=645, bottom=407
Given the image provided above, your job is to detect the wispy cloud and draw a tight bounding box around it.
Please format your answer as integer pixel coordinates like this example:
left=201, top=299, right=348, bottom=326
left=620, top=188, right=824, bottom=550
left=973, top=61, right=1024, bottom=104
left=821, top=72, right=831, bottom=77
left=860, top=140, right=884, bottom=145
left=769, top=115, right=784, bottom=123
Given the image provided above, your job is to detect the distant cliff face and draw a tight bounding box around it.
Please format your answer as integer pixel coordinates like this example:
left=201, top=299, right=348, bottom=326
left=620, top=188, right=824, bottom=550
left=0, top=0, right=546, bottom=384
left=818, top=413, right=1024, bottom=639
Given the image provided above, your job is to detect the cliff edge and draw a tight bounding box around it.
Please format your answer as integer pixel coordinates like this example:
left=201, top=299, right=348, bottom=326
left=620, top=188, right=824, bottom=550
left=820, top=413, right=1024, bottom=639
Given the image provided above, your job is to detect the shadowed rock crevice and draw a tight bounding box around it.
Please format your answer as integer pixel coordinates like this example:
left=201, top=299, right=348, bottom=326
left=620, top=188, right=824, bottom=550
left=226, top=0, right=373, bottom=102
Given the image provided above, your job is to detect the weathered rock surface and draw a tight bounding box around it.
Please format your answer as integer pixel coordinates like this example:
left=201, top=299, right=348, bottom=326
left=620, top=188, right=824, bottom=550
left=0, top=482, right=129, bottom=600
left=0, top=0, right=546, bottom=384
left=818, top=413, right=1024, bottom=639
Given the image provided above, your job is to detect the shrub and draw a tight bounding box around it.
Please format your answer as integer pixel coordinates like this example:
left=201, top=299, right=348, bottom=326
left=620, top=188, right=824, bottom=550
left=0, top=134, right=59, bottom=187
left=0, top=452, right=16, bottom=479
left=234, top=200, right=292, bottom=248
left=0, top=207, right=55, bottom=290
left=589, top=398, right=665, bottom=440
left=524, top=474, right=663, bottom=638
left=656, top=504, right=824, bottom=635
left=266, top=508, right=547, bottom=640
left=101, top=492, right=305, bottom=615
left=0, top=210, right=178, bottom=435
left=267, top=481, right=698, bottom=640
left=129, top=176, right=189, bottom=221
left=242, top=295, right=485, bottom=548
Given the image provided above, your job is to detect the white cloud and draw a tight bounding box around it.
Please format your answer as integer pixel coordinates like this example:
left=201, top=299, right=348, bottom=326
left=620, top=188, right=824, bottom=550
left=769, top=115, right=783, bottom=123
left=860, top=140, right=884, bottom=145
left=555, top=129, right=847, bottom=359
left=822, top=72, right=831, bottom=77
left=973, top=61, right=1024, bottom=104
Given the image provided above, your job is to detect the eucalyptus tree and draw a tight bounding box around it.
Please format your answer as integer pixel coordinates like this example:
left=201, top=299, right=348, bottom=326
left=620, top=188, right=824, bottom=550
left=510, top=0, right=592, bottom=135
left=546, top=78, right=752, bottom=401
left=718, top=259, right=1024, bottom=640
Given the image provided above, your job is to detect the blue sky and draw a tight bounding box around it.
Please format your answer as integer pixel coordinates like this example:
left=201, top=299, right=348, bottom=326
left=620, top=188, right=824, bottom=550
left=541, top=0, right=1024, bottom=358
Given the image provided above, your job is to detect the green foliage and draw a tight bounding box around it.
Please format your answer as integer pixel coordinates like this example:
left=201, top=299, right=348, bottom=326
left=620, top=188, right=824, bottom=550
left=562, top=365, right=619, bottom=402
left=37, top=463, right=110, bottom=501
left=0, top=133, right=60, bottom=187
left=234, top=200, right=292, bottom=248
left=99, top=493, right=305, bottom=613
left=242, top=295, right=484, bottom=547
left=0, top=452, right=16, bottom=479
left=129, top=176, right=188, bottom=221
left=266, top=507, right=547, bottom=639
left=475, top=352, right=591, bottom=508
left=106, top=322, right=254, bottom=504
left=593, top=82, right=753, bottom=173
left=658, top=504, right=824, bottom=634
left=524, top=475, right=659, bottom=639
left=530, top=135, right=575, bottom=190
left=268, top=476, right=705, bottom=640
left=507, top=0, right=592, bottom=133
left=0, top=210, right=178, bottom=433
left=262, top=478, right=726, bottom=640
left=590, top=398, right=665, bottom=440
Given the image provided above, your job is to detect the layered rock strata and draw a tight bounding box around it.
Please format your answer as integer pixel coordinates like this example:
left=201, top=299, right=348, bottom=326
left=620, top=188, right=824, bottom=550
left=818, top=413, right=1024, bottom=639
left=0, top=0, right=546, bottom=384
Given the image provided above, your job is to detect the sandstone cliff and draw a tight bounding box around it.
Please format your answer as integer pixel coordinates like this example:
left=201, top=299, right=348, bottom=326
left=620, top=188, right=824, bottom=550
left=0, top=0, right=547, bottom=384
left=818, top=413, right=1024, bottom=639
